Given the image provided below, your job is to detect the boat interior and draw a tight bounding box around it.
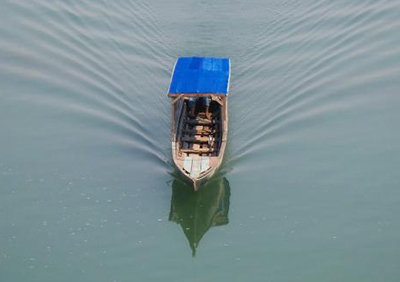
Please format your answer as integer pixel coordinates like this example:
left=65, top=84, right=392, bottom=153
left=178, top=97, right=222, bottom=158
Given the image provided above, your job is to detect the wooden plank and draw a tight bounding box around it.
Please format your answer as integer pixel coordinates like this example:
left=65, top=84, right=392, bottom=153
left=190, top=159, right=201, bottom=178
left=181, top=148, right=212, bottom=154
left=183, top=157, right=192, bottom=173
left=186, top=119, right=215, bottom=126
left=181, top=136, right=209, bottom=143
left=201, top=157, right=210, bottom=172
left=182, top=129, right=212, bottom=136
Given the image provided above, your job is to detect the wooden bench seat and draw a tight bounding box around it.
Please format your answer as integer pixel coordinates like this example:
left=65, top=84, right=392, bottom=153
left=182, top=128, right=212, bottom=135
left=181, top=136, right=209, bottom=143
left=186, top=119, right=215, bottom=126
left=181, top=148, right=213, bottom=154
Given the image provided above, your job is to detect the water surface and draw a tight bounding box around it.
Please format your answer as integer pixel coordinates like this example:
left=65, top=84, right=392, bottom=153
left=1, top=0, right=400, bottom=281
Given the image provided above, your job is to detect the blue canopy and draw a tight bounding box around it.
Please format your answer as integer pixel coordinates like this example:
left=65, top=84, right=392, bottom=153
left=168, top=57, right=230, bottom=95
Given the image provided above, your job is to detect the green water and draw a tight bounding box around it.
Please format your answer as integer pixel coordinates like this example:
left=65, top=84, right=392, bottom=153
left=1, top=0, right=400, bottom=281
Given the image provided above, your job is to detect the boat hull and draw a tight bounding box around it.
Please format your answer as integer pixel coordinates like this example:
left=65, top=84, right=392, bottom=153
left=170, top=94, right=228, bottom=191
left=174, top=160, right=219, bottom=191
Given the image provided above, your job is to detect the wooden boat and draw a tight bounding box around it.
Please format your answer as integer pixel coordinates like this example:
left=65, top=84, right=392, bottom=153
left=168, top=57, right=231, bottom=190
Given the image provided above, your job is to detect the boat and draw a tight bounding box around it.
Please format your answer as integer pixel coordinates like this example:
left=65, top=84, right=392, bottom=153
left=168, top=57, right=231, bottom=190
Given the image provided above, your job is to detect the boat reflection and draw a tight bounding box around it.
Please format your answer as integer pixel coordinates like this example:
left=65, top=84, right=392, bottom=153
left=169, top=177, right=231, bottom=256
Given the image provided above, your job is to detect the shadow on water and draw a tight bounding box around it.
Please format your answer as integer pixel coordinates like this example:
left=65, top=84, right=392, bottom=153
left=169, top=177, right=231, bottom=257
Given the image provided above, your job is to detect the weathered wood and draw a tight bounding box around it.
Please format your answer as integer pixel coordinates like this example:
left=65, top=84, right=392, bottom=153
left=182, top=129, right=212, bottom=136
left=181, top=136, right=210, bottom=143
left=181, top=148, right=213, bottom=154
left=186, top=119, right=216, bottom=126
left=193, top=143, right=201, bottom=151
left=170, top=93, right=228, bottom=189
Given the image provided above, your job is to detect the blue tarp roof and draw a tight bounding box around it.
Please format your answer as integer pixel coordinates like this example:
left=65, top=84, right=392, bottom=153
left=168, top=57, right=230, bottom=95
